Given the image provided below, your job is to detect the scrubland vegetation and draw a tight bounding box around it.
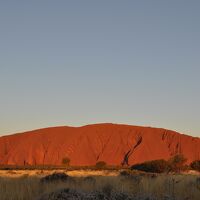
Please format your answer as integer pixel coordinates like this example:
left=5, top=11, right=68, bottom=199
left=190, top=160, right=200, bottom=172
left=0, top=155, right=200, bottom=200
left=0, top=170, right=199, bottom=200
left=131, top=155, right=200, bottom=173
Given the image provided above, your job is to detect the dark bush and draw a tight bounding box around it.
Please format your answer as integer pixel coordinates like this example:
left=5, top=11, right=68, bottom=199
left=168, top=154, right=187, bottom=172
left=120, top=170, right=130, bottom=176
left=95, top=161, right=107, bottom=169
left=131, top=155, right=188, bottom=173
left=190, top=160, right=200, bottom=171
left=131, top=159, right=169, bottom=173
left=120, top=169, right=141, bottom=176
left=40, top=172, right=70, bottom=183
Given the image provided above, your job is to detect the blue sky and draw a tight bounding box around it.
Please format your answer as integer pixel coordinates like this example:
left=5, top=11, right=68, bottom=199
left=0, top=1, right=199, bottom=137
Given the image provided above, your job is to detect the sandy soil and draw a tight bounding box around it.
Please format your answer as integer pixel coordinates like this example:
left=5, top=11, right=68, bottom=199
left=0, top=169, right=120, bottom=178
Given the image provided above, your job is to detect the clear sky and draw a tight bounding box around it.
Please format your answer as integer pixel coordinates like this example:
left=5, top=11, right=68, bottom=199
left=0, top=1, right=199, bottom=137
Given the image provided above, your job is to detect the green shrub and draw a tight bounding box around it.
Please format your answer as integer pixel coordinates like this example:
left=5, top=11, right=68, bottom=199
left=62, top=157, right=70, bottom=166
left=191, top=160, right=200, bottom=171
left=131, top=159, right=169, bottom=173
left=95, top=161, right=107, bottom=169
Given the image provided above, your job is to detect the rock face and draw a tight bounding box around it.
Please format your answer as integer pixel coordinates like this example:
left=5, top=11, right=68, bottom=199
left=0, top=123, right=199, bottom=166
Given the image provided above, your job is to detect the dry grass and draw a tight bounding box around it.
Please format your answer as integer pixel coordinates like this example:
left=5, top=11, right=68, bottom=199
left=0, top=169, right=119, bottom=178
left=0, top=170, right=199, bottom=200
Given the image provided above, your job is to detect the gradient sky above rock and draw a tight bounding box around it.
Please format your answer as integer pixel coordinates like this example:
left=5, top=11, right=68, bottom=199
left=0, top=1, right=199, bottom=137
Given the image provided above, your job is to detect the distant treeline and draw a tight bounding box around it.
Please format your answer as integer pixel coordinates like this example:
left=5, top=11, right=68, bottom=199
left=131, top=154, right=200, bottom=173
left=1, top=155, right=199, bottom=173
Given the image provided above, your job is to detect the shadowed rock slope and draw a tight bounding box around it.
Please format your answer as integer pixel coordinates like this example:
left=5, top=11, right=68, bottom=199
left=0, top=123, right=199, bottom=166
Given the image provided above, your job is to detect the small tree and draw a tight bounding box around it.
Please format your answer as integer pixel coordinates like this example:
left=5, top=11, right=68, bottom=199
left=62, top=157, right=70, bottom=166
left=190, top=160, right=200, bottom=172
left=168, top=154, right=187, bottom=172
left=95, top=161, right=107, bottom=169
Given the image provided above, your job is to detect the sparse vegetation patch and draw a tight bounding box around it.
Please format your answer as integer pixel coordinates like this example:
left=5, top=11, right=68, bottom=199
left=191, top=160, right=200, bottom=172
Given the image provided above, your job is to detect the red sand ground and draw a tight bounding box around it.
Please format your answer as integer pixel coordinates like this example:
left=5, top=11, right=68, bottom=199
left=0, top=123, right=199, bottom=166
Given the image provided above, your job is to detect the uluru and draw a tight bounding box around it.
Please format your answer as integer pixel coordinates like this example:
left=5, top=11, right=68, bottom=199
left=0, top=123, right=199, bottom=166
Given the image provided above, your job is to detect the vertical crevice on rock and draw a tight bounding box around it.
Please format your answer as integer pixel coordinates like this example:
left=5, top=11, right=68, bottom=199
left=121, top=135, right=142, bottom=166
